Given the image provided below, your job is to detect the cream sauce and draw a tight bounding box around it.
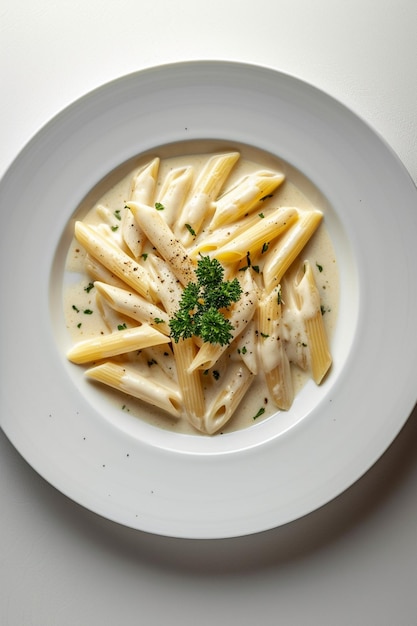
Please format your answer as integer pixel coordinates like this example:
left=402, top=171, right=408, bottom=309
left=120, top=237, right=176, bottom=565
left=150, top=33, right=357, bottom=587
left=63, top=143, right=339, bottom=435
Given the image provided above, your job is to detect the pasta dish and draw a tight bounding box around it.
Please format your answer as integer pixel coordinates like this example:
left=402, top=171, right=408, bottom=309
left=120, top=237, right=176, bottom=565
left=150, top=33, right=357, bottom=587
left=64, top=148, right=337, bottom=435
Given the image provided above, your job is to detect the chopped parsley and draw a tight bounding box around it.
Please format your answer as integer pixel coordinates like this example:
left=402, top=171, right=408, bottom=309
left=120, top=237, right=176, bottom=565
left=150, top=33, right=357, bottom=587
left=155, top=202, right=165, bottom=211
left=252, top=407, right=265, bottom=420
left=83, top=309, right=93, bottom=315
left=316, top=262, right=323, bottom=272
left=114, top=209, right=122, bottom=220
left=169, top=256, right=242, bottom=346
left=84, top=282, right=94, bottom=293
left=184, top=223, right=196, bottom=237
left=117, top=323, right=127, bottom=330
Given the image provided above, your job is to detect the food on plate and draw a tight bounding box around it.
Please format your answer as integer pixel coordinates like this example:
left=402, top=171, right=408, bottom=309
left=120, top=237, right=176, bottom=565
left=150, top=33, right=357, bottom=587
left=64, top=149, right=337, bottom=434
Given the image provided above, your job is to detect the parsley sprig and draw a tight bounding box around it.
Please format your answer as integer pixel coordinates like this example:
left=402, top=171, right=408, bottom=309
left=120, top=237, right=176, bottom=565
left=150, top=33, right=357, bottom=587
left=169, top=256, right=242, bottom=346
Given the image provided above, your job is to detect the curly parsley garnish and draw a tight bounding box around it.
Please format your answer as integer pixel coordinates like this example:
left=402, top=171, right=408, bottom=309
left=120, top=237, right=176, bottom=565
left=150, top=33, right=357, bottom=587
left=169, top=256, right=242, bottom=346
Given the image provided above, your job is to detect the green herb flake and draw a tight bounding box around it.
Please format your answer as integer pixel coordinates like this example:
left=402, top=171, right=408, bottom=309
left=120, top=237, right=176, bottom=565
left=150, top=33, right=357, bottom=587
left=316, top=262, right=323, bottom=272
left=252, top=407, right=265, bottom=420
left=184, top=223, right=196, bottom=237
left=141, top=253, right=148, bottom=261
left=258, top=212, right=265, bottom=218
left=111, top=225, right=119, bottom=232
left=260, top=332, right=270, bottom=339
left=212, top=370, right=220, bottom=381
left=117, top=323, right=127, bottom=330
left=77, top=322, right=82, bottom=329
left=72, top=305, right=80, bottom=313
left=261, top=242, right=269, bottom=254
left=277, top=287, right=282, bottom=305
left=83, top=309, right=93, bottom=315
left=155, top=202, right=165, bottom=211
left=153, top=317, right=165, bottom=324
left=169, top=256, right=242, bottom=346
left=260, top=194, right=273, bottom=201
left=114, top=209, right=122, bottom=220
left=84, top=282, right=94, bottom=293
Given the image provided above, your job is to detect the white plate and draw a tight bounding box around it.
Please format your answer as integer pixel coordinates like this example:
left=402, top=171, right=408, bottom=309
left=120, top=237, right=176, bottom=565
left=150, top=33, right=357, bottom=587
left=1, top=61, right=417, bottom=539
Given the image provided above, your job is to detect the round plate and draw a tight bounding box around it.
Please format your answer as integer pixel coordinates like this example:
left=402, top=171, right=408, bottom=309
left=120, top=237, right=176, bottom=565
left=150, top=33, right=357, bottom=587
left=1, top=61, right=417, bottom=539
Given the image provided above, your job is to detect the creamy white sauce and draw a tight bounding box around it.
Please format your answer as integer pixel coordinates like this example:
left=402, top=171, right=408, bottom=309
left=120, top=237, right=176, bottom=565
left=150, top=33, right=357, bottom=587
left=63, top=142, right=339, bottom=435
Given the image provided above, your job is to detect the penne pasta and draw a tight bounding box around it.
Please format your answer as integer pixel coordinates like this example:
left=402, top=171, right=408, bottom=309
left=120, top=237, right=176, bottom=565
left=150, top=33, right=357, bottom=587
left=213, top=207, right=298, bottom=263
left=205, top=362, right=254, bottom=434
left=95, top=291, right=131, bottom=332
left=174, top=151, right=240, bottom=245
left=189, top=210, right=268, bottom=259
left=127, top=201, right=197, bottom=287
left=67, top=323, right=170, bottom=364
left=172, top=338, right=206, bottom=432
left=74, top=221, right=156, bottom=301
left=122, top=157, right=160, bottom=258
left=156, top=165, right=194, bottom=227
left=293, top=261, right=332, bottom=384
left=235, top=318, right=259, bottom=375
left=209, top=169, right=285, bottom=229
left=85, top=254, right=129, bottom=289
left=263, top=209, right=323, bottom=291
left=65, top=150, right=336, bottom=435
left=146, top=254, right=184, bottom=316
left=94, top=281, right=170, bottom=334
left=257, top=286, right=294, bottom=410
left=85, top=361, right=182, bottom=418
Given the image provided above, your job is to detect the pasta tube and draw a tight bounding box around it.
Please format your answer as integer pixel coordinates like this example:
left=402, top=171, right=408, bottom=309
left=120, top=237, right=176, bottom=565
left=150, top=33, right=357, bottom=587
left=235, top=319, right=259, bottom=375
left=146, top=254, right=184, bottom=316
left=94, top=281, right=170, bottom=334
left=205, top=362, right=254, bottom=434
left=95, top=291, right=130, bottom=332
left=172, top=338, right=206, bottom=432
left=122, top=157, right=160, bottom=258
left=213, top=207, right=298, bottom=263
left=156, top=165, right=194, bottom=227
left=263, top=209, right=323, bottom=291
left=74, top=221, right=155, bottom=301
left=85, top=361, right=181, bottom=418
left=293, top=261, right=332, bottom=384
left=190, top=211, right=267, bottom=259
left=175, top=151, right=240, bottom=245
left=67, top=323, right=170, bottom=364
left=85, top=254, right=128, bottom=289
left=209, top=169, right=285, bottom=229
left=258, top=286, right=294, bottom=410
left=127, top=201, right=197, bottom=287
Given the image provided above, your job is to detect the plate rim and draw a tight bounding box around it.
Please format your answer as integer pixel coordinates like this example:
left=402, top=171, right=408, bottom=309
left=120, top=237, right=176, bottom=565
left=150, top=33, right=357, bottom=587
left=1, top=60, right=417, bottom=539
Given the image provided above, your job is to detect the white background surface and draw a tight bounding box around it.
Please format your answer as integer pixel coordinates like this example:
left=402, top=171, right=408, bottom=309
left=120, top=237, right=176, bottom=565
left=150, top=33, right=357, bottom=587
left=1, top=1, right=417, bottom=624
